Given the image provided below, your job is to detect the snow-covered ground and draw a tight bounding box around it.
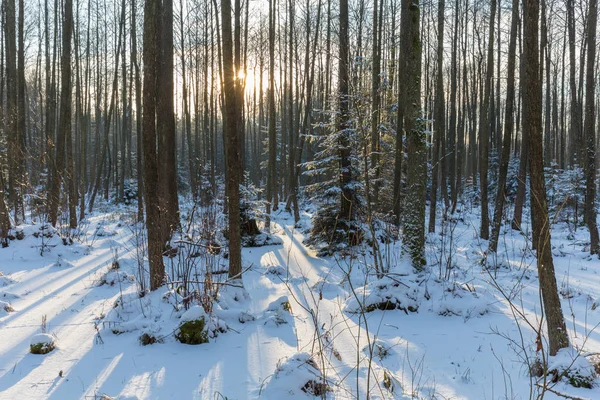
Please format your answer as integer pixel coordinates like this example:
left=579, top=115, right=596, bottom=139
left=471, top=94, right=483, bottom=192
left=1, top=202, right=600, bottom=399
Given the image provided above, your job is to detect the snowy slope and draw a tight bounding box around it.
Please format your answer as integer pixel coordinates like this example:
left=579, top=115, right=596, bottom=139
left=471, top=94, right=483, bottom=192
left=0, top=205, right=599, bottom=399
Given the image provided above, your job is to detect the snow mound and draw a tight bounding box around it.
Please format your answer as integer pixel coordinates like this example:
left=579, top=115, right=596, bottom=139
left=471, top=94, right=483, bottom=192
left=0, top=300, right=14, bottom=316
left=106, top=287, right=232, bottom=341
left=264, top=296, right=293, bottom=327
left=30, top=333, right=56, bottom=354
left=345, top=276, right=420, bottom=314
left=99, top=270, right=133, bottom=286
left=53, top=257, right=75, bottom=268
left=545, top=348, right=597, bottom=388
left=0, top=291, right=19, bottom=300
left=242, top=233, right=283, bottom=247
left=266, top=265, right=287, bottom=276
left=0, top=273, right=16, bottom=287
left=262, top=353, right=330, bottom=398
left=312, top=280, right=345, bottom=300
left=95, top=226, right=116, bottom=237
left=346, top=275, right=495, bottom=318
left=30, top=333, right=54, bottom=346
left=428, top=282, right=494, bottom=318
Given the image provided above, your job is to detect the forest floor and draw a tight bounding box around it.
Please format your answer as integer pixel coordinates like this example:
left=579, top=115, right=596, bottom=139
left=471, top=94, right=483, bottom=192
left=1, top=201, right=600, bottom=399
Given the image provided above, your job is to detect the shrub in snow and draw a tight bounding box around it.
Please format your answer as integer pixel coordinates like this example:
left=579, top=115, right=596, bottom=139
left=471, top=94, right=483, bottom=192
left=532, top=348, right=596, bottom=389
left=175, top=306, right=226, bottom=344
left=176, top=317, right=209, bottom=345
left=30, top=333, right=56, bottom=354
left=263, top=353, right=330, bottom=397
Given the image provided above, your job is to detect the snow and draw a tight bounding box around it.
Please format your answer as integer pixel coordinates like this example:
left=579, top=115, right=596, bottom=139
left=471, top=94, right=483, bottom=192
left=30, top=333, right=55, bottom=346
left=0, top=202, right=600, bottom=399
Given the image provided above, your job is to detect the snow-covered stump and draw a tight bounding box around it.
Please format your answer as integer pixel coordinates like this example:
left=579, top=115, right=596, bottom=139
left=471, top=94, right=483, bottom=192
left=30, top=333, right=56, bottom=355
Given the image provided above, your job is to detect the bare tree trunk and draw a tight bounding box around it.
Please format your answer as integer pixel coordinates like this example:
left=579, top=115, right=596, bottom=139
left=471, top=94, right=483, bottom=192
left=157, top=0, right=179, bottom=242
left=131, top=0, right=143, bottom=222
left=338, top=0, right=355, bottom=226
left=143, top=0, right=164, bottom=290
left=584, top=0, right=600, bottom=255
left=402, top=0, right=426, bottom=269
left=523, top=0, right=569, bottom=356
left=489, top=0, right=518, bottom=253
left=48, top=0, right=74, bottom=228
left=429, top=0, right=445, bottom=233
left=221, top=0, right=243, bottom=279
left=265, top=0, right=277, bottom=231
left=478, top=0, right=496, bottom=240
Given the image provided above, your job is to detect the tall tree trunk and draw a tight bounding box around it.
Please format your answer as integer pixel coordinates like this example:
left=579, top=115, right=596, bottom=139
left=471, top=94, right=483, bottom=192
left=567, top=0, right=582, bottom=165
left=15, top=0, right=25, bottom=224
left=157, top=0, right=179, bottom=242
left=48, top=0, right=74, bottom=227
left=370, top=0, right=381, bottom=205
left=221, top=0, right=243, bottom=279
left=143, top=0, right=165, bottom=290
left=265, top=0, right=277, bottom=231
left=489, top=0, right=519, bottom=253
left=338, top=0, right=355, bottom=226
left=131, top=0, right=143, bottom=222
left=401, top=0, right=426, bottom=269
left=584, top=0, right=600, bottom=255
left=429, top=0, right=445, bottom=233
left=478, top=0, right=496, bottom=240
left=448, top=0, right=459, bottom=209
left=4, top=0, right=18, bottom=224
left=523, top=0, right=569, bottom=356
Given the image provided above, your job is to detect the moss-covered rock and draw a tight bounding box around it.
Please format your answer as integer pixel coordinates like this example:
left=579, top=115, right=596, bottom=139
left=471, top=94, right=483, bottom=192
left=176, top=318, right=209, bottom=345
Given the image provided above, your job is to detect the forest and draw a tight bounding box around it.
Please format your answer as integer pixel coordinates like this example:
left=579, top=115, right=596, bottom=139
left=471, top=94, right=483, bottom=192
left=1, top=0, right=600, bottom=398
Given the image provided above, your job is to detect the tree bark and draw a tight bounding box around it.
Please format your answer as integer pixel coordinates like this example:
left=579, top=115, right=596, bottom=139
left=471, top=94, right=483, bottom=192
left=489, top=0, right=519, bottom=253
left=523, top=0, right=569, bottom=356
left=401, top=0, right=426, bottom=269
left=584, top=0, right=600, bottom=255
